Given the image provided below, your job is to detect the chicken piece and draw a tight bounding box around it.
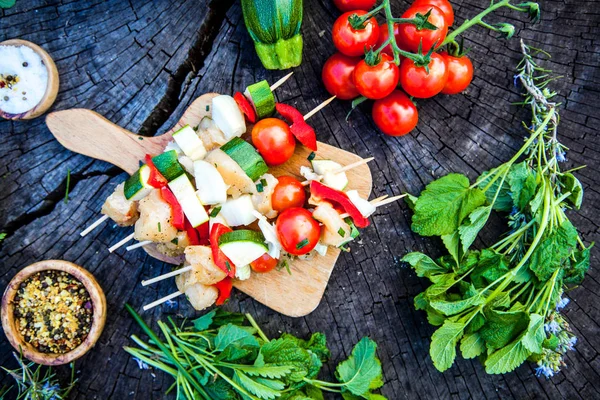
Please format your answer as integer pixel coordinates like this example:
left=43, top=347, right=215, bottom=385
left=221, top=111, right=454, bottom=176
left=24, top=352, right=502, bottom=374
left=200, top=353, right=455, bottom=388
left=134, top=189, right=178, bottom=243
left=101, top=183, right=139, bottom=226
left=184, top=245, right=227, bottom=285
left=175, top=274, right=219, bottom=311
left=198, top=117, right=228, bottom=151
left=204, top=149, right=255, bottom=198
left=252, top=173, right=279, bottom=219
left=155, top=231, right=190, bottom=257
left=312, top=201, right=351, bottom=247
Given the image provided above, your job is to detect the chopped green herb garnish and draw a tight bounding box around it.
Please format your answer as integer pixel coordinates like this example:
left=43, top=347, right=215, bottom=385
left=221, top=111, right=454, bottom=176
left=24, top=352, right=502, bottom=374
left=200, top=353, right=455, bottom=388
left=225, top=261, right=231, bottom=271
left=157, top=222, right=162, bottom=232
left=260, top=178, right=268, bottom=187
left=171, top=238, right=179, bottom=245
left=64, top=169, right=71, bottom=204
left=205, top=105, right=210, bottom=112
left=210, top=206, right=222, bottom=218
left=307, top=152, right=316, bottom=161
left=256, top=183, right=264, bottom=193
left=138, top=137, right=144, bottom=140
left=284, top=261, right=292, bottom=275
left=338, top=228, right=346, bottom=237
left=296, top=238, right=309, bottom=249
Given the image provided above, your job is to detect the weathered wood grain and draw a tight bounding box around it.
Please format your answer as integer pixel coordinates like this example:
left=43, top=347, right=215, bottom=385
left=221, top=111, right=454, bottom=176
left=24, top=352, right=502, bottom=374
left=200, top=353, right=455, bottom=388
left=1, top=0, right=598, bottom=398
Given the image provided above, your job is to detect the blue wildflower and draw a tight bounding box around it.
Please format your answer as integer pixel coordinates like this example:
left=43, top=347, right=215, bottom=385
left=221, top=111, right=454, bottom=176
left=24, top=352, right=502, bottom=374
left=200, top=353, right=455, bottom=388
left=535, top=365, right=555, bottom=378
left=165, top=299, right=178, bottom=308
left=556, top=297, right=570, bottom=311
left=514, top=74, right=522, bottom=88
left=556, top=150, right=567, bottom=162
left=567, top=336, right=577, bottom=350
left=133, top=357, right=150, bottom=370
left=544, top=320, right=560, bottom=334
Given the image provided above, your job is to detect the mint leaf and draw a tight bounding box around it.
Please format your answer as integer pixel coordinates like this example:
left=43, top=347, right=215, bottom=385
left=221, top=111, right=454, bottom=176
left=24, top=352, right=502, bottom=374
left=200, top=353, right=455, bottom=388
left=335, top=337, right=383, bottom=397
left=205, top=376, right=242, bottom=400
left=234, top=371, right=283, bottom=399
left=192, top=310, right=216, bottom=331
left=478, top=167, right=512, bottom=212
left=458, top=205, right=492, bottom=254
left=214, top=324, right=260, bottom=362
left=0, top=0, right=16, bottom=9
left=507, top=162, right=537, bottom=210
left=521, top=314, right=545, bottom=353
left=564, top=244, right=593, bottom=285
left=425, top=273, right=457, bottom=297
left=529, top=220, right=578, bottom=281
left=441, top=231, right=461, bottom=265
left=484, top=338, right=531, bottom=374
left=404, top=193, right=418, bottom=211
left=402, top=252, right=449, bottom=278
left=560, top=172, right=583, bottom=209
left=470, top=249, right=509, bottom=288
left=261, top=338, right=321, bottom=386
left=429, top=295, right=484, bottom=317
left=460, top=332, right=485, bottom=359
left=430, top=320, right=465, bottom=372
left=412, top=174, right=487, bottom=236
left=479, top=310, right=528, bottom=350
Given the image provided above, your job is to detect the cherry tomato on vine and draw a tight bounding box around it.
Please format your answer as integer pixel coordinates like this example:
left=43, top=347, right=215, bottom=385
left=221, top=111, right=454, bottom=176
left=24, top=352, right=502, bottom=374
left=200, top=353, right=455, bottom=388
left=276, top=208, right=321, bottom=255
left=353, top=53, right=400, bottom=100
left=251, top=118, right=296, bottom=166
left=332, top=0, right=377, bottom=12
left=322, top=53, right=361, bottom=100
left=272, top=176, right=306, bottom=212
left=332, top=10, right=380, bottom=57
left=399, top=52, right=448, bottom=98
left=411, top=0, right=454, bottom=26
left=372, top=90, right=418, bottom=136
left=250, top=253, right=278, bottom=273
left=440, top=52, right=474, bottom=95
left=397, top=5, right=448, bottom=52
left=376, top=23, right=401, bottom=56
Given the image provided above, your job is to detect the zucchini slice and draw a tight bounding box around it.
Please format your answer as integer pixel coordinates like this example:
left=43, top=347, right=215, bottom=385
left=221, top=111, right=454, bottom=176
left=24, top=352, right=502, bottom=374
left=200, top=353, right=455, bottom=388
left=172, top=125, right=207, bottom=161
left=168, top=174, right=209, bottom=228
left=221, top=137, right=268, bottom=182
left=124, top=165, right=153, bottom=201
left=218, top=229, right=267, bottom=266
left=244, top=80, right=275, bottom=119
left=152, top=150, right=186, bottom=181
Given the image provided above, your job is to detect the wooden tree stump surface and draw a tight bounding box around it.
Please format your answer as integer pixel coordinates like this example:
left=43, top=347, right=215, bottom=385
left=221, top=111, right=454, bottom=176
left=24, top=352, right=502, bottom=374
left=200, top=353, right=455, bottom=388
left=1, top=1, right=598, bottom=398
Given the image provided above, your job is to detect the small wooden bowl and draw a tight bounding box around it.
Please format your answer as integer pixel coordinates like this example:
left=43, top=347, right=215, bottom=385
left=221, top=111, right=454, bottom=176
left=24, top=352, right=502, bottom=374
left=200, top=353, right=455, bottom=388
left=1, top=260, right=106, bottom=366
left=0, top=39, right=59, bottom=120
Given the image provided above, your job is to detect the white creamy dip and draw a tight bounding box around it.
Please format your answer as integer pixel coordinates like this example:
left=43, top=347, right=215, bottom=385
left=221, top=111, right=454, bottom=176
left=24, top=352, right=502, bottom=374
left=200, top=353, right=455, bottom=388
left=0, top=45, right=49, bottom=115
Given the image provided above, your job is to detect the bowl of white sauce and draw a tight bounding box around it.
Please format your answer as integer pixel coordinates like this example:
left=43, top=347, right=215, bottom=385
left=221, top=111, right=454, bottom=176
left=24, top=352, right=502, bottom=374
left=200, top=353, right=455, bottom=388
left=0, top=39, right=59, bottom=120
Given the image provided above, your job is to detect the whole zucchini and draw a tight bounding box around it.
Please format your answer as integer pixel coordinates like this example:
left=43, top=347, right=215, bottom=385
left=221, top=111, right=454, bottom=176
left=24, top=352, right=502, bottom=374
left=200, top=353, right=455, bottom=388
left=241, top=0, right=303, bottom=70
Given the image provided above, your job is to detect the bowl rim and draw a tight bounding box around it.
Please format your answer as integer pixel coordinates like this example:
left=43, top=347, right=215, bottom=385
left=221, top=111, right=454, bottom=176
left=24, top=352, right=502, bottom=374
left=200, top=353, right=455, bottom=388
left=1, top=260, right=107, bottom=366
left=0, top=39, right=60, bottom=121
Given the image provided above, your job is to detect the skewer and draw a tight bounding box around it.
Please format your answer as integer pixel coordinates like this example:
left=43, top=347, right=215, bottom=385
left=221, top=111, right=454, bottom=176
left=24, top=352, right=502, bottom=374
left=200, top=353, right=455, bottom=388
left=80, top=215, right=108, bottom=237
left=339, top=194, right=406, bottom=219
left=303, top=95, right=336, bottom=121
left=143, top=291, right=183, bottom=311
left=108, top=232, right=135, bottom=253
left=301, top=157, right=375, bottom=186
left=269, top=72, right=294, bottom=92
left=142, top=266, right=192, bottom=286
left=126, top=240, right=153, bottom=251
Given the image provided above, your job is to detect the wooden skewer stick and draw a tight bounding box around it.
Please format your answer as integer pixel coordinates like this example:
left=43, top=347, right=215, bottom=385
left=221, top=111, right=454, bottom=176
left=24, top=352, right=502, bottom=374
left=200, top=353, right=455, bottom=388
left=269, top=72, right=294, bottom=92
left=80, top=215, right=108, bottom=237
left=108, top=232, right=135, bottom=253
left=339, top=194, right=406, bottom=219
left=143, top=291, right=184, bottom=311
left=141, top=266, right=192, bottom=286
left=303, top=95, right=336, bottom=121
left=301, top=157, right=375, bottom=186
left=126, top=240, right=152, bottom=251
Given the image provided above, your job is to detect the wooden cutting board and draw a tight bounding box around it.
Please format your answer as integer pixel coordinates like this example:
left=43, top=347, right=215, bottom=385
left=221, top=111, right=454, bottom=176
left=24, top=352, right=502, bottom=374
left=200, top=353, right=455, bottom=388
left=45, top=93, right=372, bottom=317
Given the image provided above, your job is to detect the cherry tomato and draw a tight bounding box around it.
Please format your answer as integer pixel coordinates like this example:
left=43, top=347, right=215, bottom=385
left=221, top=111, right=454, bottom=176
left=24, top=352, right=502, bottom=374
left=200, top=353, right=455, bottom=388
left=332, top=11, right=380, bottom=57
left=251, top=118, right=296, bottom=166
left=322, top=53, right=361, bottom=100
left=399, top=52, right=448, bottom=98
left=272, top=176, right=306, bottom=212
left=276, top=208, right=321, bottom=255
left=376, top=23, right=401, bottom=56
left=440, top=52, right=474, bottom=95
left=411, top=0, right=454, bottom=26
left=397, top=5, right=448, bottom=52
left=353, top=53, right=400, bottom=100
left=250, top=253, right=278, bottom=273
left=332, top=0, right=377, bottom=12
left=372, top=90, right=418, bottom=136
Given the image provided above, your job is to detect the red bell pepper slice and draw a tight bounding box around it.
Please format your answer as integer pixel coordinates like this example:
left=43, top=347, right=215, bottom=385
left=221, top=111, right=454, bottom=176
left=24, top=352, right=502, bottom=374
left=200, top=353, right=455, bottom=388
left=234, top=92, right=257, bottom=123
left=185, top=218, right=201, bottom=245
left=196, top=220, right=210, bottom=246
left=210, top=223, right=236, bottom=278
left=275, top=103, right=318, bottom=151
left=159, top=187, right=185, bottom=230
left=214, top=277, right=233, bottom=305
left=310, top=181, right=370, bottom=228
left=145, top=154, right=168, bottom=188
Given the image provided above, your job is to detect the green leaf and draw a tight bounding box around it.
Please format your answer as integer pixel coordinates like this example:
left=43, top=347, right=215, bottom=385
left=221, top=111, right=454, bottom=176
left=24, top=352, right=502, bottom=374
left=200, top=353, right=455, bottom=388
left=425, top=273, right=457, bottom=297
left=234, top=371, right=282, bottom=400
left=470, top=249, right=509, bottom=288
left=0, top=0, right=15, bottom=9
left=478, top=167, right=512, bottom=212
left=280, top=332, right=330, bottom=363
left=441, top=231, right=461, bottom=265
left=412, top=174, right=487, bottom=237
left=560, top=172, right=583, bottom=209
left=402, top=252, right=449, bottom=278
left=529, top=187, right=544, bottom=215
left=429, top=320, right=465, bottom=372
left=335, top=338, right=383, bottom=397
left=429, top=295, right=484, bottom=316
left=521, top=314, right=545, bottom=353
left=404, top=193, right=418, bottom=211
left=460, top=332, right=485, bottom=359
left=261, top=338, right=322, bottom=386
left=465, top=312, right=486, bottom=333
left=543, top=335, right=559, bottom=350
left=564, top=244, right=593, bottom=285
left=205, top=376, right=242, bottom=400
left=414, top=292, right=428, bottom=310
left=214, top=324, right=260, bottom=362
left=479, top=310, right=528, bottom=350
left=192, top=310, right=216, bottom=331
left=458, top=206, right=492, bottom=254
left=529, top=220, right=578, bottom=281
left=484, top=338, right=531, bottom=374
left=426, top=307, right=446, bottom=326
left=507, top=162, right=537, bottom=210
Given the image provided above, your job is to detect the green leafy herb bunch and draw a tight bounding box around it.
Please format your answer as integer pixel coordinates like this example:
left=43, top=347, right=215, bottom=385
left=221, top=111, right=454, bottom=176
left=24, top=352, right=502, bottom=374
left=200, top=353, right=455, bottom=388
left=124, top=305, right=386, bottom=399
left=402, top=40, right=592, bottom=376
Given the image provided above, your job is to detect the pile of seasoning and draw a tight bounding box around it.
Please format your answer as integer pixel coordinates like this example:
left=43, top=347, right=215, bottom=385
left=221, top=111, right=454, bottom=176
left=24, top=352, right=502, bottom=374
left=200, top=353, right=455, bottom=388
left=13, top=270, right=93, bottom=354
